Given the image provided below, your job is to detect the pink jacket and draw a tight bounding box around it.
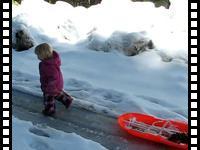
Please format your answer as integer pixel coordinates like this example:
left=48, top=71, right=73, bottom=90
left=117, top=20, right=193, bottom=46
left=39, top=51, right=64, bottom=96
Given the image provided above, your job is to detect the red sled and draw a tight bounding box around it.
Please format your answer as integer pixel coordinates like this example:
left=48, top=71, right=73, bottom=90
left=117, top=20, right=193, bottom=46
left=118, top=113, right=188, bottom=149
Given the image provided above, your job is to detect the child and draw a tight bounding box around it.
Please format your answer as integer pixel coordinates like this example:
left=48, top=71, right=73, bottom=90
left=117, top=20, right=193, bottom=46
left=35, top=43, right=73, bottom=116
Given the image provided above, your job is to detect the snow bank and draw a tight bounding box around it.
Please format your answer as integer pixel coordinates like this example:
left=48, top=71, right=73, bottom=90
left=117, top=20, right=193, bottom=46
left=12, top=0, right=188, bottom=60
left=13, top=117, right=108, bottom=150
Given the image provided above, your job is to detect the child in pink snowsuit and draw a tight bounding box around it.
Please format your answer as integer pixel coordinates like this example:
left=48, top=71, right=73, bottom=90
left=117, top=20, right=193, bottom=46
left=35, top=43, right=73, bottom=116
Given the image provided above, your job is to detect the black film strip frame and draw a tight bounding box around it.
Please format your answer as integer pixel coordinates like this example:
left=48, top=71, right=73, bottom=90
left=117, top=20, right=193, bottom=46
left=1, top=0, right=12, bottom=150
left=0, top=0, right=198, bottom=150
left=189, top=0, right=198, bottom=150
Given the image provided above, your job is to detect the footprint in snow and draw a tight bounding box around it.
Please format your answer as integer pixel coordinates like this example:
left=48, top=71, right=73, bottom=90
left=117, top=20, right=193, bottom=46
left=29, top=127, right=54, bottom=150
left=66, top=78, right=92, bottom=91
left=29, top=140, right=54, bottom=150
left=136, top=95, right=175, bottom=108
left=95, top=89, right=124, bottom=103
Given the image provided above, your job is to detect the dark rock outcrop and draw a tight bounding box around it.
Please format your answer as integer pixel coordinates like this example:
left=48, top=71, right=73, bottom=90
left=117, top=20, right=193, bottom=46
left=15, top=30, right=34, bottom=51
left=131, top=0, right=170, bottom=9
left=13, top=0, right=171, bottom=9
left=44, top=0, right=171, bottom=9
left=12, top=17, right=35, bottom=51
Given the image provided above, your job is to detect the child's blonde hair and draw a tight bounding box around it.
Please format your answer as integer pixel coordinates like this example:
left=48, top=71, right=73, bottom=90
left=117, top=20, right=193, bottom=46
left=35, top=43, right=53, bottom=60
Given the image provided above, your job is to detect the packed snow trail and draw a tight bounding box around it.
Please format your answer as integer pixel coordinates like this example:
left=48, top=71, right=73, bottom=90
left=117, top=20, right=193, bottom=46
left=13, top=89, right=173, bottom=150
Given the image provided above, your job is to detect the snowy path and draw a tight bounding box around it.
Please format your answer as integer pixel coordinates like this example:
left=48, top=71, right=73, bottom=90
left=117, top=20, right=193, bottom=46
left=13, top=89, right=172, bottom=150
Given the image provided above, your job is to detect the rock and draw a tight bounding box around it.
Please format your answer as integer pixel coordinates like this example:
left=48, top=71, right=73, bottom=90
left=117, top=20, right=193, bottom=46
left=87, top=31, right=154, bottom=56
left=44, top=0, right=171, bottom=9
left=121, top=38, right=154, bottom=56
left=12, top=18, right=35, bottom=51
left=15, top=30, right=34, bottom=51
left=131, top=0, right=171, bottom=9
left=108, top=32, right=155, bottom=56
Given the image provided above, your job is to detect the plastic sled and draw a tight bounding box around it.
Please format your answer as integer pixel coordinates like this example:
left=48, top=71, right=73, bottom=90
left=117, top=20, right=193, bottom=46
left=118, top=113, right=188, bottom=149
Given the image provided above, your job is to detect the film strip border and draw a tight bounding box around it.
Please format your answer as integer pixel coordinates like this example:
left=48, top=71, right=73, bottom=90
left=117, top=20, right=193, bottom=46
left=189, top=0, right=198, bottom=150
left=0, top=1, right=198, bottom=150
left=1, top=0, right=12, bottom=150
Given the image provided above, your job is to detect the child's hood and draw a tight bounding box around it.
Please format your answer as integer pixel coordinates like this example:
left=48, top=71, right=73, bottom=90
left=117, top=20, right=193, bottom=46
left=42, top=51, right=61, bottom=66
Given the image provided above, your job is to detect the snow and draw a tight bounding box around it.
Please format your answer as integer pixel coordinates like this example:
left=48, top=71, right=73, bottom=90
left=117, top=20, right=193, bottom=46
left=13, top=117, right=108, bottom=150
left=12, top=0, right=188, bottom=122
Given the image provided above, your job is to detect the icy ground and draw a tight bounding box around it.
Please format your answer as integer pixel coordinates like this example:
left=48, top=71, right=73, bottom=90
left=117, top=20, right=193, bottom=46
left=13, top=89, right=172, bottom=150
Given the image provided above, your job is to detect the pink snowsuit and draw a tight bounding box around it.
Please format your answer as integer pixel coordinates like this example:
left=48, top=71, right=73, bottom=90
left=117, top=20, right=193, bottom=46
left=39, top=51, right=63, bottom=96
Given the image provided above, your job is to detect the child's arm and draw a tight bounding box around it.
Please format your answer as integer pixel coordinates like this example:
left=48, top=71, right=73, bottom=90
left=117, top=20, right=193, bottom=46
left=39, top=63, right=59, bottom=96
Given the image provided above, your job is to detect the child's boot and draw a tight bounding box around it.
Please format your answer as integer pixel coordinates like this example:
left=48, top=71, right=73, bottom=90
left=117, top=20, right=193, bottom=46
left=56, top=91, right=73, bottom=109
left=42, top=95, right=56, bottom=116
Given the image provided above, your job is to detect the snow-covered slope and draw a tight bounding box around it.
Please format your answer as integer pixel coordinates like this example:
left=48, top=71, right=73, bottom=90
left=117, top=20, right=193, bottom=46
left=13, top=117, right=108, bottom=150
